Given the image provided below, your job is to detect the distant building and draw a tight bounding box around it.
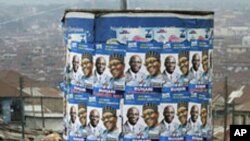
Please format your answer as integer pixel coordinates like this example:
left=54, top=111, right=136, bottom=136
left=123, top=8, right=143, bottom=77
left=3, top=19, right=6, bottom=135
left=0, top=53, right=17, bottom=61
left=0, top=70, right=63, bottom=130
left=242, top=36, right=250, bottom=47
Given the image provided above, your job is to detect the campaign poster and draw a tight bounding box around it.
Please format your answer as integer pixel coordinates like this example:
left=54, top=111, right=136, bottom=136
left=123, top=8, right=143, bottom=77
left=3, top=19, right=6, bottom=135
left=189, top=50, right=203, bottom=84
left=197, top=97, right=212, bottom=141
left=64, top=50, right=83, bottom=86
left=154, top=27, right=188, bottom=49
left=162, top=48, right=190, bottom=100
left=187, top=28, right=213, bottom=48
left=125, top=42, right=164, bottom=95
left=93, top=43, right=126, bottom=98
left=87, top=96, right=121, bottom=141
left=159, top=93, right=184, bottom=141
left=185, top=101, right=203, bottom=141
left=65, top=43, right=95, bottom=94
left=162, top=49, right=191, bottom=104
left=123, top=93, right=161, bottom=140
left=63, top=12, right=94, bottom=47
left=115, top=27, right=155, bottom=45
left=189, top=50, right=210, bottom=98
left=95, top=13, right=209, bottom=45
left=64, top=98, right=88, bottom=141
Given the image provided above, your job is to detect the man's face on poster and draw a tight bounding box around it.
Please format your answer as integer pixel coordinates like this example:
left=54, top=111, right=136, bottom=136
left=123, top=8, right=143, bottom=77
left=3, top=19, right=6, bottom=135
left=143, top=108, right=159, bottom=128
left=179, top=56, right=189, bottom=76
left=190, top=105, right=199, bottom=123
left=202, top=55, right=209, bottom=73
left=164, top=105, right=175, bottom=123
left=102, top=112, right=117, bottom=131
left=192, top=54, right=200, bottom=71
left=200, top=107, right=208, bottom=126
left=96, top=57, right=106, bottom=75
left=165, top=56, right=176, bottom=74
left=177, top=106, right=188, bottom=125
left=78, top=107, right=87, bottom=127
left=109, top=59, right=125, bottom=78
left=82, top=57, right=93, bottom=77
left=90, top=109, right=100, bottom=127
left=72, top=55, right=80, bottom=72
left=145, top=57, right=161, bottom=76
left=129, top=55, right=142, bottom=73
left=127, top=107, right=140, bottom=126
left=70, top=106, right=77, bottom=123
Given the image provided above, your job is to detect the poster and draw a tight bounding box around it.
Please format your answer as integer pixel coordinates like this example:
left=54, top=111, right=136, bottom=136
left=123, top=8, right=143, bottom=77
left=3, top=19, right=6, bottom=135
left=87, top=96, right=122, bottom=141
left=93, top=44, right=126, bottom=98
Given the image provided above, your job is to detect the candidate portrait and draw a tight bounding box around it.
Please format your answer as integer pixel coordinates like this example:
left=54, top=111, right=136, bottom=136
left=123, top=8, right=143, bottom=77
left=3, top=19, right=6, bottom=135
left=189, top=53, right=203, bottom=84
left=87, top=109, right=104, bottom=140
left=160, top=105, right=179, bottom=136
left=144, top=51, right=164, bottom=87
left=178, top=51, right=190, bottom=85
left=80, top=52, right=94, bottom=89
left=142, top=103, right=161, bottom=139
left=108, top=53, right=125, bottom=90
left=126, top=55, right=146, bottom=86
left=162, top=55, right=181, bottom=86
left=123, top=107, right=144, bottom=138
left=94, top=56, right=110, bottom=87
left=102, top=106, right=120, bottom=141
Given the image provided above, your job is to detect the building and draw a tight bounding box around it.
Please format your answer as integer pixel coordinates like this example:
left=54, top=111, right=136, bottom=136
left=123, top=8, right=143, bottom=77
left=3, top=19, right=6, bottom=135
left=0, top=70, right=63, bottom=131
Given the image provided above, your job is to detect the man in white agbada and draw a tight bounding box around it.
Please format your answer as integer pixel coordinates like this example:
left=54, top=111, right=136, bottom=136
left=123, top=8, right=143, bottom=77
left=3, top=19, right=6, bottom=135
left=67, top=106, right=81, bottom=136
left=87, top=109, right=104, bottom=140
left=65, top=55, right=83, bottom=85
left=123, top=107, right=144, bottom=138
left=126, top=55, right=146, bottom=86
left=160, top=105, right=179, bottom=136
left=189, top=53, right=203, bottom=84
left=93, top=56, right=110, bottom=88
left=162, top=56, right=181, bottom=86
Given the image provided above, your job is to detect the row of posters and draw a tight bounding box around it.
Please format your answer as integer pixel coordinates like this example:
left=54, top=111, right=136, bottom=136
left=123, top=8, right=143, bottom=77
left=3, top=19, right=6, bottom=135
left=64, top=43, right=212, bottom=97
left=63, top=94, right=212, bottom=141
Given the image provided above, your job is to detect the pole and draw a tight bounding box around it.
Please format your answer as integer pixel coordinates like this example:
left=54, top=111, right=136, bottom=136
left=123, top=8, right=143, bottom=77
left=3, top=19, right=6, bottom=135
left=120, top=0, right=127, bottom=10
left=232, top=100, right=235, bottom=124
left=224, top=76, right=228, bottom=141
left=40, top=97, right=45, bottom=128
left=212, top=107, right=215, bottom=140
left=19, top=77, right=25, bottom=141
left=30, top=87, right=36, bottom=129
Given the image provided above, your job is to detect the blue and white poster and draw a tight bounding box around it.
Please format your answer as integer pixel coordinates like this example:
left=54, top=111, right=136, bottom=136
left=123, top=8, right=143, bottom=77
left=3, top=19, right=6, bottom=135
left=125, top=42, right=164, bottom=95
left=64, top=97, right=88, bottom=141
left=159, top=93, right=185, bottom=141
left=87, top=96, right=121, bottom=141
left=63, top=12, right=95, bottom=46
left=65, top=43, right=95, bottom=94
left=93, top=43, right=126, bottom=98
left=123, top=93, right=161, bottom=140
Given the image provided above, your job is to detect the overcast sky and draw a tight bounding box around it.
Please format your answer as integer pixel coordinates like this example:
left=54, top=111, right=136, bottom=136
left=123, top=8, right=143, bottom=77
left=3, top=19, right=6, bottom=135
left=0, top=0, right=249, bottom=11
left=1, top=0, right=249, bottom=5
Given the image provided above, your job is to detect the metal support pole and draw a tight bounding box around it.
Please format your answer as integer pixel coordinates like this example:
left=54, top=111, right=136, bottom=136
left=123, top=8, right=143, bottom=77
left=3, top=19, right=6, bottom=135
left=212, top=108, right=215, bottom=140
left=19, top=77, right=25, bottom=141
left=40, top=97, right=45, bottom=128
left=232, top=100, right=235, bottom=124
left=120, top=0, right=127, bottom=10
left=224, top=76, right=228, bottom=141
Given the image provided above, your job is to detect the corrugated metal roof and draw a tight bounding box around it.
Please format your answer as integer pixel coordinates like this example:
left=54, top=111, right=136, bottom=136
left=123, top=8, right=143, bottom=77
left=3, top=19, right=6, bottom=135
left=0, top=80, right=29, bottom=97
